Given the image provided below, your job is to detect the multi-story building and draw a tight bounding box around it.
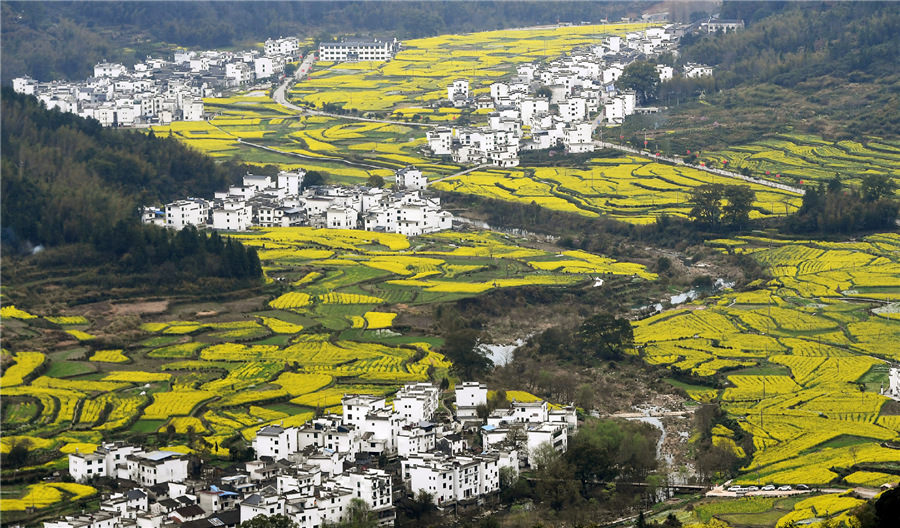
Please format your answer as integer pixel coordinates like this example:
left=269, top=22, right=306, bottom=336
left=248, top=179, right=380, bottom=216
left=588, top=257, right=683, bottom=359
left=69, top=442, right=144, bottom=483
left=318, top=38, right=399, bottom=62
left=393, top=382, right=440, bottom=424
left=253, top=425, right=300, bottom=460
left=125, top=451, right=189, bottom=486
left=165, top=199, right=209, bottom=230
left=404, top=450, right=518, bottom=506
left=455, top=381, right=488, bottom=419
left=395, top=166, right=428, bottom=191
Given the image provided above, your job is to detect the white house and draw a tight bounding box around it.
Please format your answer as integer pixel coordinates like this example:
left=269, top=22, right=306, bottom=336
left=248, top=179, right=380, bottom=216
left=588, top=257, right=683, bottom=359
left=99, top=490, right=148, bottom=519
left=397, top=423, right=436, bottom=458
left=455, top=382, right=487, bottom=419
left=558, top=97, right=587, bottom=123
left=426, top=128, right=454, bottom=155
left=240, top=492, right=287, bottom=523
left=395, top=166, right=427, bottom=191
left=125, top=451, right=188, bottom=486
left=68, top=451, right=109, bottom=482
left=69, top=443, right=143, bottom=483
left=44, top=511, right=119, bottom=528
left=655, top=64, right=674, bottom=82
left=393, top=382, right=440, bottom=424
left=254, top=57, right=275, bottom=80
left=253, top=425, right=299, bottom=459
left=511, top=400, right=549, bottom=424
left=701, top=19, right=745, bottom=34
left=564, top=122, right=595, bottom=153
left=212, top=202, right=251, bottom=231
left=525, top=423, right=568, bottom=467
left=489, top=82, right=509, bottom=102
left=342, top=394, right=391, bottom=430
left=296, top=419, right=361, bottom=455
left=165, top=199, right=209, bottom=230
left=683, top=63, right=714, bottom=78
left=332, top=468, right=394, bottom=526
left=362, top=409, right=402, bottom=456
left=448, top=79, right=469, bottom=103
left=405, top=451, right=518, bottom=506
left=265, top=37, right=300, bottom=57
left=94, top=62, right=127, bottom=78
left=325, top=205, right=358, bottom=229
left=277, top=170, right=305, bottom=196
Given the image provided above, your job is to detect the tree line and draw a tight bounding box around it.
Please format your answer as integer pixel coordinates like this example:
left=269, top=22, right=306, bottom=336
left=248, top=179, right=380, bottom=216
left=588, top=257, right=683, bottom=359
left=1, top=88, right=262, bottom=282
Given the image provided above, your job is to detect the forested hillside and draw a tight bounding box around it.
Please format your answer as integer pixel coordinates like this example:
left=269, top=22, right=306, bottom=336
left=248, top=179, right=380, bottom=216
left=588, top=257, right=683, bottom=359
left=0, top=89, right=262, bottom=288
left=638, top=1, right=900, bottom=149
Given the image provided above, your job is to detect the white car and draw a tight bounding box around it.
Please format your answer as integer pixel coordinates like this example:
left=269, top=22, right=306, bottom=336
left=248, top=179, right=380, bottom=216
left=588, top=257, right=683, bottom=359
left=762, top=485, right=776, bottom=491
left=747, top=486, right=759, bottom=491
left=778, top=485, right=792, bottom=491
left=727, top=486, right=743, bottom=492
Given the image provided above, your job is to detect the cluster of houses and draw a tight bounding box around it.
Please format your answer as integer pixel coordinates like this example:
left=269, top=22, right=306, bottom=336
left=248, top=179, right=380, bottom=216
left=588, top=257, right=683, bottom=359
left=11, top=37, right=303, bottom=127
left=426, top=24, right=714, bottom=167
left=59, top=382, right=576, bottom=528
left=141, top=166, right=452, bottom=236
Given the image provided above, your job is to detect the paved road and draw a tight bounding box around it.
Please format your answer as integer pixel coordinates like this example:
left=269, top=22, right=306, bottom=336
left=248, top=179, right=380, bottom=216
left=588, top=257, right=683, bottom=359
left=593, top=137, right=806, bottom=195
left=706, top=485, right=882, bottom=499
left=272, top=53, right=317, bottom=111
left=430, top=164, right=491, bottom=184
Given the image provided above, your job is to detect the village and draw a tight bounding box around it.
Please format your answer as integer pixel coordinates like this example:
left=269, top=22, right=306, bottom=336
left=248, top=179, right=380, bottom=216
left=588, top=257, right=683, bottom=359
left=10, top=36, right=305, bottom=127
left=140, top=166, right=452, bottom=236
left=52, top=383, right=576, bottom=528
left=426, top=24, right=717, bottom=168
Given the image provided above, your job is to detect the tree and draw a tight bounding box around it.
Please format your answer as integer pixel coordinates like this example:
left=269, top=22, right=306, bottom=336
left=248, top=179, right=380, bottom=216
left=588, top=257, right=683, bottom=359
left=398, top=490, right=436, bottom=526
left=722, top=185, right=755, bottom=227
left=861, top=174, right=897, bottom=202
left=856, top=486, right=900, bottom=528
left=442, top=328, right=492, bottom=380
left=284, top=63, right=298, bottom=77
left=5, top=439, right=30, bottom=467
left=573, top=312, right=634, bottom=360
left=335, top=498, right=377, bottom=528
left=617, top=61, right=661, bottom=104
left=239, top=514, right=297, bottom=528
left=566, top=420, right=623, bottom=493
left=302, top=170, right=326, bottom=190
left=530, top=440, right=561, bottom=470
left=565, top=418, right=659, bottom=494
left=688, top=183, right=725, bottom=226
left=366, top=174, right=385, bottom=188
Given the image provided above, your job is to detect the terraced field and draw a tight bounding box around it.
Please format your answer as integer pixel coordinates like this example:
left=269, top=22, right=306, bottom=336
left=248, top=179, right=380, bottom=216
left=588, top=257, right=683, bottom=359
left=0, top=227, right=653, bottom=477
left=635, top=232, right=900, bottom=486
left=708, top=133, right=900, bottom=191
left=432, top=159, right=803, bottom=224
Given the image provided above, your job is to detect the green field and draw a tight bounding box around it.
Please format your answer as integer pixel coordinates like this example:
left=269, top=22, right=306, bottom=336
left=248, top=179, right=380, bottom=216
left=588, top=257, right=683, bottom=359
left=635, top=233, right=900, bottom=486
